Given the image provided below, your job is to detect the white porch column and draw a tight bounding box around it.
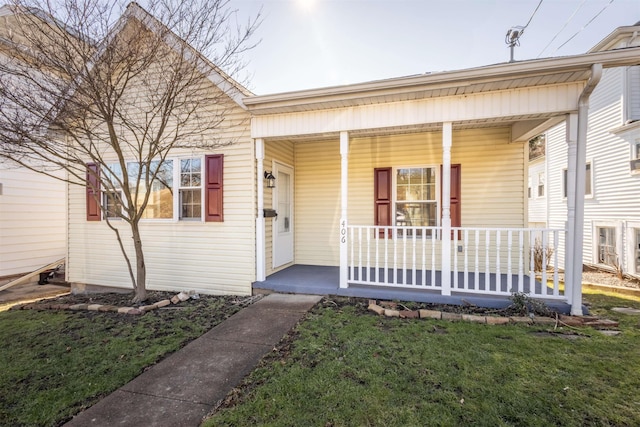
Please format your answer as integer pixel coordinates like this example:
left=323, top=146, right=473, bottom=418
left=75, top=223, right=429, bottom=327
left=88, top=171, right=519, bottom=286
left=441, top=122, right=452, bottom=296
left=564, top=113, right=578, bottom=305
left=255, top=138, right=266, bottom=282
left=339, top=131, right=349, bottom=288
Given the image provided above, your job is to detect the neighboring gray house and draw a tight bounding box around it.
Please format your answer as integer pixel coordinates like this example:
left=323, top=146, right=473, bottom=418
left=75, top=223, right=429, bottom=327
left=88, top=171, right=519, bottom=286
left=545, top=23, right=640, bottom=278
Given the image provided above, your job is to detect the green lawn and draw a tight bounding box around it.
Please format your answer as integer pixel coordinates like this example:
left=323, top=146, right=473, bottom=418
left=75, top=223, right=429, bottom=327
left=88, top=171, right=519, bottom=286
left=0, top=294, right=245, bottom=426
left=205, top=294, right=640, bottom=426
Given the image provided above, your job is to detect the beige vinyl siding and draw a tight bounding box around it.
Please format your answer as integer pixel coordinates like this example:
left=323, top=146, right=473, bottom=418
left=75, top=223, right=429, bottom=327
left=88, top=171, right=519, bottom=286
left=0, top=167, right=66, bottom=277
left=67, top=94, right=256, bottom=295
left=264, top=140, right=294, bottom=275
left=295, top=139, right=341, bottom=266
left=294, top=127, right=525, bottom=267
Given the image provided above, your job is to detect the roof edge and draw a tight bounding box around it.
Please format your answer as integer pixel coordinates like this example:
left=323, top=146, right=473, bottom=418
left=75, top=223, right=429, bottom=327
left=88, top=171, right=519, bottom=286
left=244, top=47, right=640, bottom=110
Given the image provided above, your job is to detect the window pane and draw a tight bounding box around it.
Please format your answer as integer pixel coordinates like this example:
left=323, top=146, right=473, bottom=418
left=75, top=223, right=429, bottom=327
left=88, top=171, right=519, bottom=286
left=180, top=158, right=202, bottom=188
left=585, top=163, right=592, bottom=195
left=180, top=189, right=201, bottom=219
left=103, top=191, right=123, bottom=218
left=597, top=227, right=616, bottom=266
left=129, top=160, right=173, bottom=219
left=395, top=202, right=436, bottom=227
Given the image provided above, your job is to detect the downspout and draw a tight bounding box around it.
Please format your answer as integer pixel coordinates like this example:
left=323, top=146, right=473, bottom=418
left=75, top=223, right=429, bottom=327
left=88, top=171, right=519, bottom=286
left=570, top=63, right=602, bottom=316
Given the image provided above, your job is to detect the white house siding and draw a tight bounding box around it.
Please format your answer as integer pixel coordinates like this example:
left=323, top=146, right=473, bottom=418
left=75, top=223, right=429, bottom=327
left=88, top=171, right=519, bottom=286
left=67, top=97, right=256, bottom=295
left=527, top=156, right=547, bottom=227
left=264, top=140, right=294, bottom=276
left=293, top=127, right=525, bottom=269
left=0, top=167, right=66, bottom=277
left=547, top=66, right=640, bottom=276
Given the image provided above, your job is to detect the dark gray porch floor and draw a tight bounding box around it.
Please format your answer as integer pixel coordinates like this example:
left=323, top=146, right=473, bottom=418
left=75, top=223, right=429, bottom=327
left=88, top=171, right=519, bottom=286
left=253, top=264, right=574, bottom=313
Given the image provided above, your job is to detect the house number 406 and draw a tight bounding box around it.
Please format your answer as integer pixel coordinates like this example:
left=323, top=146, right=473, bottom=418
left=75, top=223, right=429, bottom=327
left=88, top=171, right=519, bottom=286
left=340, top=221, right=346, bottom=243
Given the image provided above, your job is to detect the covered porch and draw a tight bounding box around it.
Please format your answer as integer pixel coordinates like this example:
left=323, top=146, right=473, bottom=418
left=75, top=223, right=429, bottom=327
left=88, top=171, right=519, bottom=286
left=245, top=47, right=640, bottom=315
left=253, top=264, right=573, bottom=313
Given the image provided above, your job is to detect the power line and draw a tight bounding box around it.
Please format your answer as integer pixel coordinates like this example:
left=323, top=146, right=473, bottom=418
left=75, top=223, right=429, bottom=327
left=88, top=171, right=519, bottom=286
left=523, top=0, right=544, bottom=32
left=537, top=0, right=587, bottom=58
left=552, top=0, right=616, bottom=55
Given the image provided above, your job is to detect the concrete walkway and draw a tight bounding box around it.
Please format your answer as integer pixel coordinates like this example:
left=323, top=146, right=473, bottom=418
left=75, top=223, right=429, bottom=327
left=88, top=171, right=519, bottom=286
left=64, top=293, right=322, bottom=427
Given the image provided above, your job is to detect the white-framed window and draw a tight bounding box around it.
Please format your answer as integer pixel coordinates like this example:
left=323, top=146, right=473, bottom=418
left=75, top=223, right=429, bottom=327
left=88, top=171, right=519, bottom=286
left=562, top=161, right=593, bottom=198
left=102, top=157, right=205, bottom=221
left=537, top=172, right=544, bottom=197
left=394, top=166, right=438, bottom=229
left=179, top=158, right=202, bottom=220
left=527, top=177, right=532, bottom=199
left=592, top=221, right=621, bottom=269
left=634, top=141, right=640, bottom=160
left=625, top=222, right=640, bottom=277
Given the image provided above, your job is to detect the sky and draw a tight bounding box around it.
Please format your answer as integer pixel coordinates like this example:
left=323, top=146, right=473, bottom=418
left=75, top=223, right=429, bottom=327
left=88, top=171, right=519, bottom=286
left=227, top=0, right=640, bottom=95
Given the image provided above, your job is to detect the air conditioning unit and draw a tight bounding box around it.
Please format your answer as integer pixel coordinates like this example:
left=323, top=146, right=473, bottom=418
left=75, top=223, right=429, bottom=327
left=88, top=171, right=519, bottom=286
left=630, top=158, right=640, bottom=172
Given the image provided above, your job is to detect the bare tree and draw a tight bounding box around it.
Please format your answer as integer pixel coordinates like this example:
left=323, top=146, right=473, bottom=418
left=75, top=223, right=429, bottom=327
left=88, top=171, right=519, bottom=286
left=0, top=0, right=260, bottom=302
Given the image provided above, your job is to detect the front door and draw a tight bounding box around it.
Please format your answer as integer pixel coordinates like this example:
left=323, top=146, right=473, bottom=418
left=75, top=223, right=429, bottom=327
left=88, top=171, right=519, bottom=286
left=272, top=162, right=294, bottom=268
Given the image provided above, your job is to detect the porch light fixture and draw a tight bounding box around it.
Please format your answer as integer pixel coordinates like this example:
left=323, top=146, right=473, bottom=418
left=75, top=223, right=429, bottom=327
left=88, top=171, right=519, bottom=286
left=264, top=171, right=276, bottom=188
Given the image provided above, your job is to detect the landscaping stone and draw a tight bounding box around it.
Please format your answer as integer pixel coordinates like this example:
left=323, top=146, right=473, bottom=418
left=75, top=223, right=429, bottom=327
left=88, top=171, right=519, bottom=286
left=177, top=292, right=190, bottom=302
left=87, top=304, right=102, bottom=311
left=384, top=309, right=400, bottom=317
left=140, top=304, right=157, bottom=312
left=380, top=301, right=398, bottom=309
left=533, top=316, right=557, bottom=325
left=399, top=310, right=419, bottom=319
left=486, top=316, right=510, bottom=325
left=98, top=305, right=117, bottom=312
left=462, top=314, right=486, bottom=324
left=442, top=312, right=462, bottom=321
left=368, top=304, right=385, bottom=315
left=559, top=315, right=584, bottom=327
left=154, top=299, right=171, bottom=308
left=117, top=307, right=134, bottom=314
left=583, top=319, right=619, bottom=328
left=170, top=295, right=181, bottom=304
left=419, top=309, right=442, bottom=319
left=509, top=317, right=533, bottom=324
left=126, top=308, right=143, bottom=315
left=612, top=307, right=640, bottom=315
left=69, top=303, right=89, bottom=311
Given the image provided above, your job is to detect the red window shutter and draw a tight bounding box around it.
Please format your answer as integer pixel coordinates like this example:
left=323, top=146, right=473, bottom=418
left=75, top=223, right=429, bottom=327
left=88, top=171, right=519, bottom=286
left=86, top=162, right=101, bottom=221
left=205, top=154, right=224, bottom=222
left=374, top=167, right=392, bottom=237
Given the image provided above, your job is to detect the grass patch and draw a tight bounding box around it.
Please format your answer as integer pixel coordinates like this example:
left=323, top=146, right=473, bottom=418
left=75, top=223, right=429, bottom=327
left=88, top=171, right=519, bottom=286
left=0, top=293, right=248, bottom=426
left=206, top=296, right=640, bottom=426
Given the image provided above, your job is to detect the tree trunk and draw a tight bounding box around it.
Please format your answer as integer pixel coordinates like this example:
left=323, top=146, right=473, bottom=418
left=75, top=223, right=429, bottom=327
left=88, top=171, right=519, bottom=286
left=131, top=224, right=147, bottom=304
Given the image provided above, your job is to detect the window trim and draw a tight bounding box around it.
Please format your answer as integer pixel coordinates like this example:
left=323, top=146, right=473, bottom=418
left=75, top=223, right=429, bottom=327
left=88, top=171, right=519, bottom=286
left=392, top=165, right=440, bottom=229
left=562, top=159, right=594, bottom=200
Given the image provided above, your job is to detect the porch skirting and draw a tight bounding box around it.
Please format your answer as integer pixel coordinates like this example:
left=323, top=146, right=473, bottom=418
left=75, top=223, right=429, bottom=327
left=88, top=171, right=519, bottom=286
left=253, top=265, right=573, bottom=313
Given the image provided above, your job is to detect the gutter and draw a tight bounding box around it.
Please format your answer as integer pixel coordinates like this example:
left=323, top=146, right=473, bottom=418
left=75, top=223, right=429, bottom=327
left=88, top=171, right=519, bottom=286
left=569, top=63, right=603, bottom=316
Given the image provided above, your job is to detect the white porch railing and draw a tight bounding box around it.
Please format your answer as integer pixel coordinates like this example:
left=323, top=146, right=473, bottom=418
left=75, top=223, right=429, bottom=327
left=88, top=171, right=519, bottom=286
left=347, top=225, right=565, bottom=300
